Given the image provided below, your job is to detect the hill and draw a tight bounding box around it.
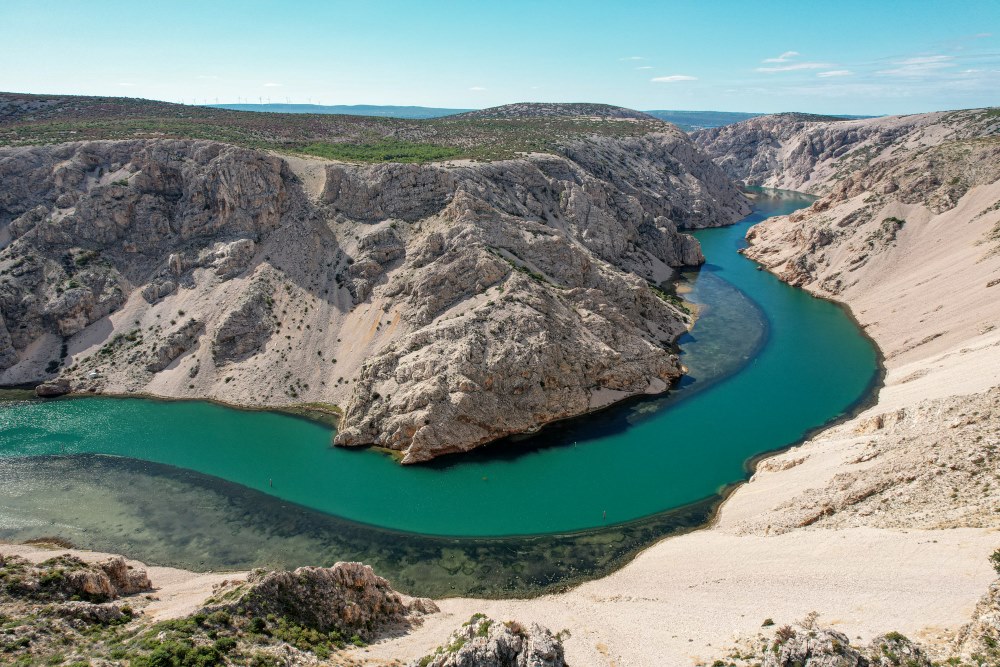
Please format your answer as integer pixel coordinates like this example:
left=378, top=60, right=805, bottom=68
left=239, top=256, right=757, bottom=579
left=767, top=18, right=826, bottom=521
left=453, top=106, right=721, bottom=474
left=457, top=102, right=656, bottom=121
left=0, top=93, right=669, bottom=163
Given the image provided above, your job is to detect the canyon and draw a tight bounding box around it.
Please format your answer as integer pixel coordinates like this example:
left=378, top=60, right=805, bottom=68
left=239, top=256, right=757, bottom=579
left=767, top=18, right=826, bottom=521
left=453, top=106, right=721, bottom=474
left=2, top=99, right=1000, bottom=666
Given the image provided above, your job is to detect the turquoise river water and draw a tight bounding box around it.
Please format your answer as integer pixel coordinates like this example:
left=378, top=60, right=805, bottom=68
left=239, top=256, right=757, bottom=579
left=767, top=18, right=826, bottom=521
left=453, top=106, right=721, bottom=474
left=0, top=190, right=879, bottom=596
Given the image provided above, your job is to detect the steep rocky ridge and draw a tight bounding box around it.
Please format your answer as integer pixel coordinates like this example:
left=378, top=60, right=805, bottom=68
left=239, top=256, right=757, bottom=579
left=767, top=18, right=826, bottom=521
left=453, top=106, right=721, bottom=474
left=692, top=109, right=1000, bottom=194
left=0, top=119, right=748, bottom=462
left=688, top=108, right=1000, bottom=534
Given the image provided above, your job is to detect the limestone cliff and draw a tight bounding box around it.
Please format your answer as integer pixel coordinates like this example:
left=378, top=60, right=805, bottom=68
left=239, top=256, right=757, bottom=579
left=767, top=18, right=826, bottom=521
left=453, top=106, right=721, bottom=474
left=0, top=106, right=748, bottom=462
left=692, top=109, right=1000, bottom=194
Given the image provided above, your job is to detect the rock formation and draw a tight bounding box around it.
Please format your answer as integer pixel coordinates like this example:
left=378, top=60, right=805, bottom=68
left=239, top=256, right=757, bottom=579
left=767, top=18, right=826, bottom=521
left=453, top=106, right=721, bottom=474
left=0, top=553, right=151, bottom=603
left=952, top=578, right=1000, bottom=665
left=692, top=109, right=1000, bottom=194
left=413, top=615, right=567, bottom=667
left=209, top=561, right=436, bottom=642
left=0, top=103, right=749, bottom=461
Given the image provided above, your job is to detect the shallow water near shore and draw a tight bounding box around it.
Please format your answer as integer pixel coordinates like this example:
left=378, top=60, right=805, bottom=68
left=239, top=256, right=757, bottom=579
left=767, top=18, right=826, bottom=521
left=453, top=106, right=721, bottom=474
left=0, top=190, right=879, bottom=595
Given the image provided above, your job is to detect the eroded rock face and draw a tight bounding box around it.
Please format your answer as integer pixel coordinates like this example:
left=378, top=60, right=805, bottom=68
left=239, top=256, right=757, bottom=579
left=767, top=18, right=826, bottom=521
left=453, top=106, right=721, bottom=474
left=413, top=615, right=567, bottom=667
left=693, top=109, right=1000, bottom=195
left=766, top=627, right=867, bottom=667
left=331, top=144, right=743, bottom=461
left=214, top=562, right=436, bottom=642
left=0, top=317, right=16, bottom=368
left=0, top=139, right=301, bottom=373
left=695, top=109, right=1000, bottom=302
left=148, top=318, right=204, bottom=372
left=211, top=282, right=274, bottom=365
left=0, top=128, right=747, bottom=461
left=952, top=579, right=1000, bottom=665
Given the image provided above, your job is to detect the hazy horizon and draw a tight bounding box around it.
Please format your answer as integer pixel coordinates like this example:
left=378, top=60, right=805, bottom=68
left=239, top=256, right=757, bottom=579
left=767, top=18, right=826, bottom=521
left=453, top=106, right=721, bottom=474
left=2, top=0, right=998, bottom=116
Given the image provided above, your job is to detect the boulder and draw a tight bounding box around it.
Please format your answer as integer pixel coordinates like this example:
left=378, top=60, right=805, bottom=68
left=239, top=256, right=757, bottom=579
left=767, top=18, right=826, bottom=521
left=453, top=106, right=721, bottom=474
left=35, top=379, right=71, bottom=397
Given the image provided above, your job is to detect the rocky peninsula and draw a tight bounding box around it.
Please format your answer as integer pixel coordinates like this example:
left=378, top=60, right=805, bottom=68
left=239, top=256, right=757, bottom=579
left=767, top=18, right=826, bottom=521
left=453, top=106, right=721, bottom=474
left=0, top=95, right=748, bottom=462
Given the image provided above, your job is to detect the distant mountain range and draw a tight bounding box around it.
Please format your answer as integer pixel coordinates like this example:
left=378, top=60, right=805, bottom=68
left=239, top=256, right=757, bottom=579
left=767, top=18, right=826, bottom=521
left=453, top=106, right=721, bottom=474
left=205, top=104, right=874, bottom=131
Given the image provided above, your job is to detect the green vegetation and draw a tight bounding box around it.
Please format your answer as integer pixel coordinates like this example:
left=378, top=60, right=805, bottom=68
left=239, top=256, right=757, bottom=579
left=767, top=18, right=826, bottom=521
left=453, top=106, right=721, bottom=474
left=650, top=284, right=693, bottom=315
left=0, top=92, right=668, bottom=163
left=296, top=140, right=462, bottom=163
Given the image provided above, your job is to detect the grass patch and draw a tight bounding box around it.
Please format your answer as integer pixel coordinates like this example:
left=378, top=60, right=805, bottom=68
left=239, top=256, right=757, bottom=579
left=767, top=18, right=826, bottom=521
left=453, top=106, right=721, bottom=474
left=296, top=141, right=463, bottom=163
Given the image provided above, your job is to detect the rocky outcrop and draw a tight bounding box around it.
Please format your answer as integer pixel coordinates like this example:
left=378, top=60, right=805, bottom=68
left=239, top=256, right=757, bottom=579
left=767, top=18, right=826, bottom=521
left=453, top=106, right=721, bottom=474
left=722, top=623, right=932, bottom=667
left=0, top=117, right=748, bottom=461
left=34, top=378, right=70, bottom=397
left=329, top=150, right=717, bottom=462
left=0, top=554, right=151, bottom=603
left=211, top=282, right=274, bottom=364
left=0, top=139, right=301, bottom=371
left=737, top=110, right=1000, bottom=299
left=212, top=561, right=436, bottom=642
left=766, top=626, right=868, bottom=667
left=952, top=579, right=1000, bottom=665
left=413, top=615, right=567, bottom=667
left=692, top=109, right=1000, bottom=194
left=147, top=317, right=203, bottom=372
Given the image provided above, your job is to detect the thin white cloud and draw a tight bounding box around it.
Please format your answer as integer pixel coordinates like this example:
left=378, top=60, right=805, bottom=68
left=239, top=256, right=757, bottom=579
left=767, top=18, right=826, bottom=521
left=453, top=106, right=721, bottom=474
left=651, top=75, right=697, bottom=82
left=620, top=56, right=645, bottom=61
left=635, top=66, right=653, bottom=70
left=757, top=62, right=834, bottom=72
left=817, top=70, right=852, bottom=78
left=262, top=82, right=282, bottom=87
left=468, top=86, right=487, bottom=91
left=975, top=33, right=992, bottom=38
left=763, top=50, right=800, bottom=63
left=877, top=55, right=954, bottom=76
left=197, top=75, right=220, bottom=80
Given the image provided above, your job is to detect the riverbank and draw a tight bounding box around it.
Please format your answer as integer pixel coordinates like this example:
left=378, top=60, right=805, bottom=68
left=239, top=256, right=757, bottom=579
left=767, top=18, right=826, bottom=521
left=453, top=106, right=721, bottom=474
left=352, top=183, right=1000, bottom=665
left=6, top=183, right=996, bottom=665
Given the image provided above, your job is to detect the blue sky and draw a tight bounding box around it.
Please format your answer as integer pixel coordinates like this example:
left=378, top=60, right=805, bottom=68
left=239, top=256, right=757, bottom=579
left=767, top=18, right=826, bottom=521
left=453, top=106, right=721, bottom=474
left=2, top=0, right=998, bottom=115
